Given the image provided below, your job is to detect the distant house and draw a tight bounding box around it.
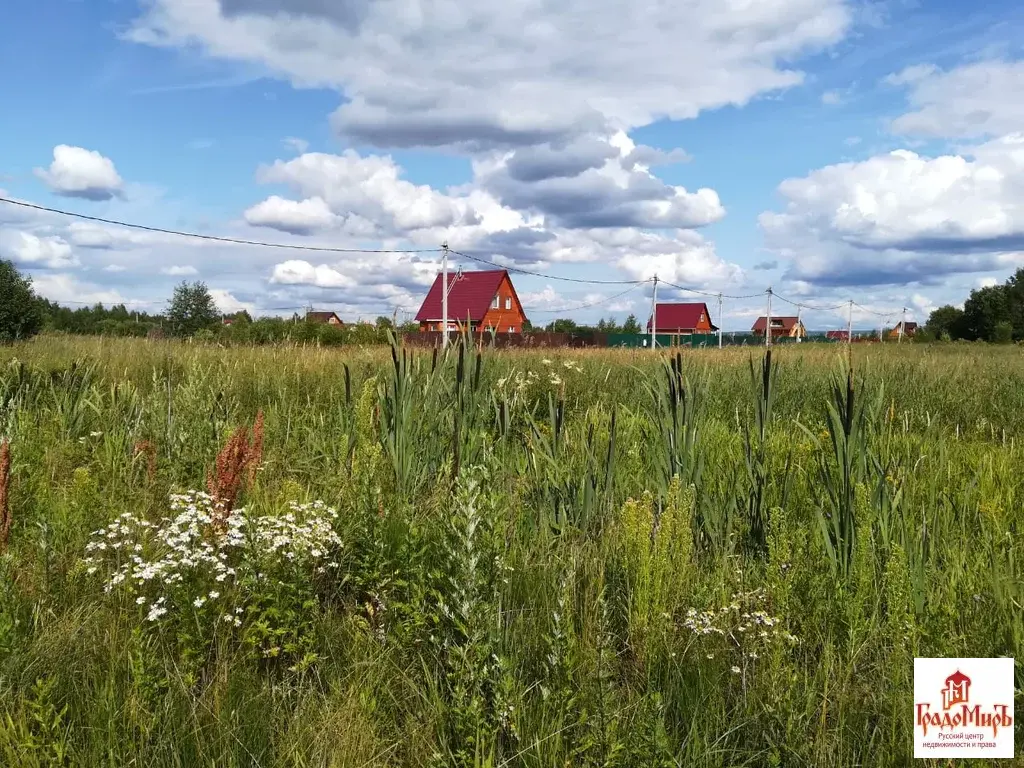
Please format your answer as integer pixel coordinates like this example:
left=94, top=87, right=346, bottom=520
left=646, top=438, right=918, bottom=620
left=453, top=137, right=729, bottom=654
left=647, top=302, right=717, bottom=339
left=888, top=321, right=918, bottom=339
left=306, top=311, right=344, bottom=326
left=415, top=269, right=528, bottom=334
left=826, top=330, right=849, bottom=341
left=752, top=316, right=806, bottom=339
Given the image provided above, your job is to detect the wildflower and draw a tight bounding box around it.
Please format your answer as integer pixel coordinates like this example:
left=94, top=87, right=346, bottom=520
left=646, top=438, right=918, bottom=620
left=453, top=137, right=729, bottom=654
left=136, top=596, right=147, bottom=604
left=731, top=666, right=741, bottom=674
left=146, top=605, right=167, bottom=622
left=193, top=597, right=206, bottom=608
left=208, top=590, right=220, bottom=600
left=90, top=431, right=103, bottom=438
left=706, top=653, right=715, bottom=660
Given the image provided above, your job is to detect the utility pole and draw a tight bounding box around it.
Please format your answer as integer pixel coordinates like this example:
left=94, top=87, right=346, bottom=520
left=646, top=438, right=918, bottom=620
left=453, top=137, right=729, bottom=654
left=878, top=316, right=885, bottom=343
left=765, top=287, right=773, bottom=348
left=717, top=292, right=723, bottom=349
left=441, top=241, right=449, bottom=349
left=899, top=307, right=907, bottom=343
left=649, top=275, right=658, bottom=350
left=847, top=300, right=854, bottom=345
left=795, top=304, right=803, bottom=343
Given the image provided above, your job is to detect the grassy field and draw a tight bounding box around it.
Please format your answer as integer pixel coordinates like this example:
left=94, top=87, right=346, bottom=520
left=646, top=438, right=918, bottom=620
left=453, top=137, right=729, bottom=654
left=0, top=335, right=1021, bottom=766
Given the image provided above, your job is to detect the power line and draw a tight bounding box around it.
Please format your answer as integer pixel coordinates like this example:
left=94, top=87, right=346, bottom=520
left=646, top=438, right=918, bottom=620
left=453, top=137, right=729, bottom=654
left=449, top=249, right=648, bottom=285
left=0, top=197, right=439, bottom=255
left=852, top=300, right=896, bottom=318
left=524, top=283, right=646, bottom=314
left=659, top=279, right=765, bottom=300
left=772, top=292, right=849, bottom=312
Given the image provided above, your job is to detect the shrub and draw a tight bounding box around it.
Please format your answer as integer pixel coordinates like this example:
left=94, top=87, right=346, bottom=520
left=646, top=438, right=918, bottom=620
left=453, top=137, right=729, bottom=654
left=0, top=260, right=43, bottom=343
left=991, top=321, right=1013, bottom=344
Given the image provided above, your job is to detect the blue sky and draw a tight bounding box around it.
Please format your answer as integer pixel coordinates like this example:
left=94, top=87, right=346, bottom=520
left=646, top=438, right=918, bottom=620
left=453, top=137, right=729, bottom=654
left=2, top=0, right=1024, bottom=330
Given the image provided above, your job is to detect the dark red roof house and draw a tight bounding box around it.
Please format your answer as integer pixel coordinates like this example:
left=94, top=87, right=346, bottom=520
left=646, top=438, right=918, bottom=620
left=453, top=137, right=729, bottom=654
left=306, top=311, right=344, bottom=326
left=647, top=302, right=717, bottom=335
left=415, top=269, right=528, bottom=334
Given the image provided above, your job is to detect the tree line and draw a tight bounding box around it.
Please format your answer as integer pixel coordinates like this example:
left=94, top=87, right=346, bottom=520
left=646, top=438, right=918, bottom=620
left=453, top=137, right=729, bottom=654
left=2, top=259, right=651, bottom=344
left=923, top=267, right=1024, bottom=343
left=0, top=260, right=411, bottom=346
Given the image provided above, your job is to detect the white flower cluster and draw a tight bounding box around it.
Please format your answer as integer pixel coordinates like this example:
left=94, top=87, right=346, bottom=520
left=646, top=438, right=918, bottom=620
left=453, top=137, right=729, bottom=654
left=682, top=588, right=797, bottom=668
left=496, top=359, right=584, bottom=393
left=83, top=491, right=342, bottom=627
left=496, top=369, right=540, bottom=394
left=250, top=501, right=342, bottom=571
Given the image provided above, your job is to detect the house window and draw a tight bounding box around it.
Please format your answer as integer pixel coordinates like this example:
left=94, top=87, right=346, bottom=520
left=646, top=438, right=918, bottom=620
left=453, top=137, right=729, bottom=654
left=505, top=297, right=512, bottom=310
left=508, top=326, right=514, bottom=332
left=700, top=313, right=705, bottom=322
left=492, top=295, right=499, bottom=309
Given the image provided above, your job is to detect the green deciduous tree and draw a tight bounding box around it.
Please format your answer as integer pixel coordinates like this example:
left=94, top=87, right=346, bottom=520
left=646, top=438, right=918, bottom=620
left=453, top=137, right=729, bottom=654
left=925, top=305, right=966, bottom=341
left=622, top=313, right=641, bottom=334
left=0, top=259, right=43, bottom=343
left=547, top=318, right=578, bottom=333
left=962, top=284, right=1010, bottom=341
left=167, top=281, right=219, bottom=338
left=992, top=321, right=1013, bottom=344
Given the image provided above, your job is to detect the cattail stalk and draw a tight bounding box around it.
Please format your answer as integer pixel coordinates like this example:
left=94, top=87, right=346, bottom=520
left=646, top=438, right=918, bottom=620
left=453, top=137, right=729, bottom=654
left=0, top=440, right=11, bottom=552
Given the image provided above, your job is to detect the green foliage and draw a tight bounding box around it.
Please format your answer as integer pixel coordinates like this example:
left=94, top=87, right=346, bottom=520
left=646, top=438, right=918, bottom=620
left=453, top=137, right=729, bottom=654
left=0, top=336, right=1021, bottom=766
left=992, top=320, right=1013, bottom=344
left=166, top=280, right=219, bottom=338
left=924, top=304, right=966, bottom=340
left=930, top=266, right=1024, bottom=341
left=0, top=260, right=43, bottom=343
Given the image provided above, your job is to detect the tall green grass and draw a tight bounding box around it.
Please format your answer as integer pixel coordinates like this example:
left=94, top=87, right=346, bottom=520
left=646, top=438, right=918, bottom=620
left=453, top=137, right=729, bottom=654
left=0, top=335, right=1021, bottom=766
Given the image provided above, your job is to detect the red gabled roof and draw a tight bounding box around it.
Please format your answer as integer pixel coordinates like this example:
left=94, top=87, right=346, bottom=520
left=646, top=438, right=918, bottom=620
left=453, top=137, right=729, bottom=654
left=415, top=269, right=509, bottom=323
left=647, top=302, right=716, bottom=332
left=752, top=316, right=800, bottom=333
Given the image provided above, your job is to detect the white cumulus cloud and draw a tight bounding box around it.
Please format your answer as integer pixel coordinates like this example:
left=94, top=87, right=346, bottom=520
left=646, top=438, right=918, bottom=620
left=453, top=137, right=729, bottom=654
left=127, top=0, right=849, bottom=150
left=210, top=289, right=255, bottom=314
left=888, top=60, right=1024, bottom=139
left=760, top=134, right=1024, bottom=286
left=160, top=265, right=199, bottom=276
left=244, top=195, right=339, bottom=235
left=34, top=145, right=124, bottom=201
left=0, top=231, right=78, bottom=269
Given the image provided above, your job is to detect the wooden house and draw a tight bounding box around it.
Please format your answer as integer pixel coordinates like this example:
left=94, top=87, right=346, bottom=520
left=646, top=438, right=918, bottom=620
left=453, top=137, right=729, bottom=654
left=415, top=269, right=528, bottom=334
left=647, top=302, right=717, bottom=341
left=752, top=316, right=806, bottom=339
left=888, top=321, right=918, bottom=339
left=305, top=311, right=344, bottom=326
